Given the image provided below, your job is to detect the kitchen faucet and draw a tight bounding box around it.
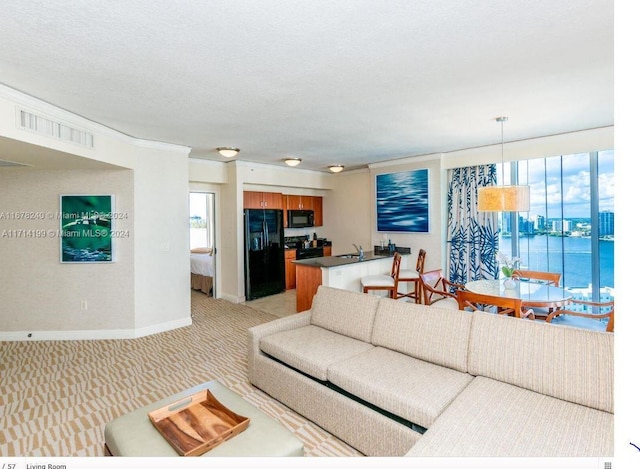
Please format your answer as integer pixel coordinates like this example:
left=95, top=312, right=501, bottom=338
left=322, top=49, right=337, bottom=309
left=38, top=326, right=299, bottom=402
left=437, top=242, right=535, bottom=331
left=353, top=244, right=364, bottom=261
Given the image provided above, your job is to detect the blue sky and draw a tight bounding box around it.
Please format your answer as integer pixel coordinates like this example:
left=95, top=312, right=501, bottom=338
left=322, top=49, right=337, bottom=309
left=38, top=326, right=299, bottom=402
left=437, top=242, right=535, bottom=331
left=502, top=150, right=614, bottom=219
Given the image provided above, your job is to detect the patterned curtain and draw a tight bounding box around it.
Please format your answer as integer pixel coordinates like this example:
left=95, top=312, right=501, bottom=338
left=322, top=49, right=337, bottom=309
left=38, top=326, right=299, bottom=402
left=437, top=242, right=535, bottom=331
left=446, top=165, right=499, bottom=285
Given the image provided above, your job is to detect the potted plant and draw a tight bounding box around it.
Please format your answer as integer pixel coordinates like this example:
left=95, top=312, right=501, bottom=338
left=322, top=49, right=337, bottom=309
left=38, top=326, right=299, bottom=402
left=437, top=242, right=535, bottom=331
left=496, top=252, right=519, bottom=289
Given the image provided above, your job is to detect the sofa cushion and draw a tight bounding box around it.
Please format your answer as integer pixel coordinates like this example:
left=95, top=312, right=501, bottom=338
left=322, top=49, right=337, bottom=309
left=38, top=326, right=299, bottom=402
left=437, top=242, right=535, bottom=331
left=371, top=298, right=472, bottom=373
left=468, top=311, right=614, bottom=413
left=309, top=286, right=380, bottom=343
left=259, top=325, right=373, bottom=381
left=405, top=376, right=613, bottom=457
left=327, top=347, right=474, bottom=429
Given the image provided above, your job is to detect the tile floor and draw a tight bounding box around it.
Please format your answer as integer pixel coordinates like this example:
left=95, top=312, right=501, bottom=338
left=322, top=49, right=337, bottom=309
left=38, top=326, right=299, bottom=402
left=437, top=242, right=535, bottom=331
left=241, top=288, right=416, bottom=318
left=242, top=289, right=298, bottom=318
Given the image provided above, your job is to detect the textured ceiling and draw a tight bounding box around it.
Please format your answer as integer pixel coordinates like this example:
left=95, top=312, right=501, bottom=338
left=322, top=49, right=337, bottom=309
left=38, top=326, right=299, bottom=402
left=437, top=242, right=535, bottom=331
left=0, top=0, right=613, bottom=172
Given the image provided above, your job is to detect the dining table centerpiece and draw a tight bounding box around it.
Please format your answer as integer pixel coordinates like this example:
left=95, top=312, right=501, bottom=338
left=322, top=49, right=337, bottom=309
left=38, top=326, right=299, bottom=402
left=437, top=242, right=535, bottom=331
left=496, top=251, right=519, bottom=289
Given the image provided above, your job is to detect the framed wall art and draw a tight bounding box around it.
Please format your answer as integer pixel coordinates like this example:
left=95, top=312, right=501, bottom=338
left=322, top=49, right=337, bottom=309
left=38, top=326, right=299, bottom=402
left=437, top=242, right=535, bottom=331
left=376, top=168, right=429, bottom=233
left=60, top=194, right=114, bottom=263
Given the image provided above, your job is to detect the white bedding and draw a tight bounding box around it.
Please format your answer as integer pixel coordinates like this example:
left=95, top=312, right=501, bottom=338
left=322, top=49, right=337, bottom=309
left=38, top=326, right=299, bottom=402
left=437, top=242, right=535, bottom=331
left=190, top=253, right=214, bottom=277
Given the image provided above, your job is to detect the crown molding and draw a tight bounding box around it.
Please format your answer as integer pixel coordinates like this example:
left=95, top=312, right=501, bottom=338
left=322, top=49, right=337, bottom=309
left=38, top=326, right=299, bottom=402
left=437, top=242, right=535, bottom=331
left=368, top=153, right=443, bottom=169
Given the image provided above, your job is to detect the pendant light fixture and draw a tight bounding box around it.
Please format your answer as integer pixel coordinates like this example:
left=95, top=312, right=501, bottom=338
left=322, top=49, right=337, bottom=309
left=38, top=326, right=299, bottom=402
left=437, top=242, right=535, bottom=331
left=477, top=117, right=530, bottom=212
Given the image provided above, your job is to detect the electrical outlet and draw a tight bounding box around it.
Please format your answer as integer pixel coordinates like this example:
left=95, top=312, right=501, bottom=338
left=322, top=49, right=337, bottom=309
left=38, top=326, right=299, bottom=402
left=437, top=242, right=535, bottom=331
left=81, top=300, right=88, bottom=311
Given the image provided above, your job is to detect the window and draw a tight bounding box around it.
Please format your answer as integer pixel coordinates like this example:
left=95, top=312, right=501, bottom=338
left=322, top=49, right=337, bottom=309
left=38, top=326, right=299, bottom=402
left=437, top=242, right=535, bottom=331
left=498, top=150, right=614, bottom=302
left=189, top=193, right=214, bottom=250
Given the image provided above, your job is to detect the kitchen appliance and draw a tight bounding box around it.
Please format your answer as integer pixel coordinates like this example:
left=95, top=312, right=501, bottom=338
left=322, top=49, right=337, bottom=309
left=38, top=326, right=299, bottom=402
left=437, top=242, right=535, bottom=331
left=244, top=209, right=285, bottom=300
left=287, top=209, right=314, bottom=228
left=295, top=246, right=324, bottom=260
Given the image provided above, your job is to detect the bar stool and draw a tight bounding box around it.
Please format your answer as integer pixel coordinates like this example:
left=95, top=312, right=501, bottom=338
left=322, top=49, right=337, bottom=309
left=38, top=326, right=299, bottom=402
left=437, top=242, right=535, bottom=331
left=396, top=249, right=426, bottom=303
left=361, top=252, right=401, bottom=299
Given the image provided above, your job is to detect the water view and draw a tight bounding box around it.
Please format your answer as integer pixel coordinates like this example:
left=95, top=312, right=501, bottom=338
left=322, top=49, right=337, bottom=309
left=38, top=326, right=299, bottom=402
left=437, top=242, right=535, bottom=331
left=499, top=234, right=614, bottom=290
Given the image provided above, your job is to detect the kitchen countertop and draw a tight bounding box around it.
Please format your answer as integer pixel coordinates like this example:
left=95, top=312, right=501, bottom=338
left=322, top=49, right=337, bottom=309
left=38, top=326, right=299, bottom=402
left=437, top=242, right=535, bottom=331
left=292, top=251, right=391, bottom=268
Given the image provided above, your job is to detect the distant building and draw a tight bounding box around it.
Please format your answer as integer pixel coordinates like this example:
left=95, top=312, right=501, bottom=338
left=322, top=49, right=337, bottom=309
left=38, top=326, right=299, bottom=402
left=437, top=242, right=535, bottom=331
left=552, top=219, right=572, bottom=232
left=501, top=213, right=512, bottom=233
left=519, top=217, right=535, bottom=235
left=599, top=211, right=614, bottom=236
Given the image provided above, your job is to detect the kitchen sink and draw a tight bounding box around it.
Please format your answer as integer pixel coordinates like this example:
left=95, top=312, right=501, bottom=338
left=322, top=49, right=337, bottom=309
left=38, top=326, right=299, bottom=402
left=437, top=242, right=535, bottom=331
left=337, top=254, right=360, bottom=259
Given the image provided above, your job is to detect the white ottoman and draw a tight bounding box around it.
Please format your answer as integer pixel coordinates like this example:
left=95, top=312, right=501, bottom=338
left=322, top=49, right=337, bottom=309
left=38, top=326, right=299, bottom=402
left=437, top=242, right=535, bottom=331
left=104, top=380, right=304, bottom=457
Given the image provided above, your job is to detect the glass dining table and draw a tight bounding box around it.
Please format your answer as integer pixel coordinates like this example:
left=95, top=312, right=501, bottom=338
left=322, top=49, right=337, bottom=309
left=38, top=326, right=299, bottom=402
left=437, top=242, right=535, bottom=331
left=464, top=279, right=573, bottom=310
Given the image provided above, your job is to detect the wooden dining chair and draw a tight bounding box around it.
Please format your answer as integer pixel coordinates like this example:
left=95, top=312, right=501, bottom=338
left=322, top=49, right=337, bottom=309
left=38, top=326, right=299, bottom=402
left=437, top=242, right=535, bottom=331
left=396, top=249, right=426, bottom=303
left=512, top=270, right=561, bottom=286
left=545, top=299, right=614, bottom=332
left=456, top=289, right=533, bottom=319
left=512, top=269, right=562, bottom=319
left=419, top=269, right=464, bottom=309
left=361, top=252, right=402, bottom=299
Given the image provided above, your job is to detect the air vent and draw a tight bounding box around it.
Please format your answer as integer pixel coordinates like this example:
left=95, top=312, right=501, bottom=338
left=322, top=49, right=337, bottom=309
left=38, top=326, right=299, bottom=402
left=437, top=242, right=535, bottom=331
left=0, top=159, right=29, bottom=168
left=17, top=109, right=94, bottom=149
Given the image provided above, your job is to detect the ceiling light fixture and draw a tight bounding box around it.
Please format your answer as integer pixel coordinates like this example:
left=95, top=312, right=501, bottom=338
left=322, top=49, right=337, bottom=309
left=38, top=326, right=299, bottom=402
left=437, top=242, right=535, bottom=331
left=477, top=117, right=530, bottom=212
left=216, top=147, right=240, bottom=158
left=328, top=165, right=344, bottom=173
left=284, top=158, right=302, bottom=167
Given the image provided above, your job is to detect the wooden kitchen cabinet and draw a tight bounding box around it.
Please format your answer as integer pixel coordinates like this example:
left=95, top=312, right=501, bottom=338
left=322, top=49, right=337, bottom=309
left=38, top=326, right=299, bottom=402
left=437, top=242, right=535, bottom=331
left=284, top=194, right=324, bottom=226
left=285, top=249, right=297, bottom=290
left=283, top=194, right=292, bottom=211
left=286, top=245, right=332, bottom=290
left=295, top=263, right=323, bottom=312
left=312, top=196, right=323, bottom=226
left=243, top=191, right=283, bottom=209
left=285, top=194, right=314, bottom=210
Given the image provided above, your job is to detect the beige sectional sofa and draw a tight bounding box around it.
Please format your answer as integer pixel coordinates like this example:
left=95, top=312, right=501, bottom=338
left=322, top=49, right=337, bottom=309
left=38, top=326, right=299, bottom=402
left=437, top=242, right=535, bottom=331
left=247, top=285, right=613, bottom=457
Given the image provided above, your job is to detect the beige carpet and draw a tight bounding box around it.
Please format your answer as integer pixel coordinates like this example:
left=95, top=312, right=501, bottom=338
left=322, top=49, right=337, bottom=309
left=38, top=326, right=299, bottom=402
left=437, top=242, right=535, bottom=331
left=0, top=291, right=361, bottom=457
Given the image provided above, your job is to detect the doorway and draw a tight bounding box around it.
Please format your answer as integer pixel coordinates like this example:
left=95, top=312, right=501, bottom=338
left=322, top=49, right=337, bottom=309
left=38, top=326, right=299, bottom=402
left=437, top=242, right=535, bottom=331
left=189, top=192, right=216, bottom=297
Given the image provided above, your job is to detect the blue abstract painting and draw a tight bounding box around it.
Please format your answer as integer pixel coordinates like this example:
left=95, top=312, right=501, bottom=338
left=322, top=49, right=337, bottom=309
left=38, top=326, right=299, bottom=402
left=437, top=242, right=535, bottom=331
left=376, top=169, right=429, bottom=232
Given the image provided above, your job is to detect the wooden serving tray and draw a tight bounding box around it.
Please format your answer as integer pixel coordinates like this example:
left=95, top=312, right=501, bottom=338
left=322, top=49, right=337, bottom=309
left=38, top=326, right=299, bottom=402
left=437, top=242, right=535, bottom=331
left=148, top=389, right=250, bottom=456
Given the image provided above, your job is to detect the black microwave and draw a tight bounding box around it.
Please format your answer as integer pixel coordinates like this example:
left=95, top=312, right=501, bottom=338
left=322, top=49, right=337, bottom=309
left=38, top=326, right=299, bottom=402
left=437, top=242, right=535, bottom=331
left=288, top=210, right=314, bottom=228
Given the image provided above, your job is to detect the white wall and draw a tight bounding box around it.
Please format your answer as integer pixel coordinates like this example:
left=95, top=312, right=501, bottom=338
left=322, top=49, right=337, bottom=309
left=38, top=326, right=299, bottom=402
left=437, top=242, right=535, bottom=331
left=0, top=86, right=191, bottom=341
left=218, top=163, right=243, bottom=302
left=442, top=126, right=614, bottom=169
left=0, top=169, right=135, bottom=338
left=323, top=169, right=371, bottom=256
left=367, top=155, right=446, bottom=274
left=133, top=145, right=191, bottom=333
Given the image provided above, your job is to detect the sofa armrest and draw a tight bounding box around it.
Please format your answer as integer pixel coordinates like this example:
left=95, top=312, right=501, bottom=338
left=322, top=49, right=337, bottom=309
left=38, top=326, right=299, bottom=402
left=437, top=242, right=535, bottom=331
left=247, top=311, right=312, bottom=381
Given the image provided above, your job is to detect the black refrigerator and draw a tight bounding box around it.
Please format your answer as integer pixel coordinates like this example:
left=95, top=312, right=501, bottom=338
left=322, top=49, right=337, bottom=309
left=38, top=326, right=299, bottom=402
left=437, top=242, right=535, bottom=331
left=244, top=209, right=286, bottom=300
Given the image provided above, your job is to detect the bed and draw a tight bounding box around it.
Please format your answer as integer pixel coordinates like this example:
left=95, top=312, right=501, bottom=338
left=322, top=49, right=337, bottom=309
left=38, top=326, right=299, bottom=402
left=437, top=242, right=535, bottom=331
left=190, top=248, right=214, bottom=296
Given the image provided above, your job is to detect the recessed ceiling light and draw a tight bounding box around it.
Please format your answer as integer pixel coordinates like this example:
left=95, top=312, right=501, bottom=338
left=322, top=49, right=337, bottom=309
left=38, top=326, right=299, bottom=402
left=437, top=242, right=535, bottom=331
left=216, top=147, right=240, bottom=158
left=328, top=165, right=344, bottom=173
left=284, top=158, right=302, bottom=167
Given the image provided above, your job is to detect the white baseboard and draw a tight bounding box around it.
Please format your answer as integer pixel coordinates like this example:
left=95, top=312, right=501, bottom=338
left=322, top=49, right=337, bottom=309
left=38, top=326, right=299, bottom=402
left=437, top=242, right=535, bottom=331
left=220, top=293, right=244, bottom=304
left=0, top=317, right=192, bottom=342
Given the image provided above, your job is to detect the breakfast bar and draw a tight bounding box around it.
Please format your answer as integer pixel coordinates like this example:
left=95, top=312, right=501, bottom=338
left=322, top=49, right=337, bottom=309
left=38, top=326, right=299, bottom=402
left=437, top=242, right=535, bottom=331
left=293, top=251, right=394, bottom=312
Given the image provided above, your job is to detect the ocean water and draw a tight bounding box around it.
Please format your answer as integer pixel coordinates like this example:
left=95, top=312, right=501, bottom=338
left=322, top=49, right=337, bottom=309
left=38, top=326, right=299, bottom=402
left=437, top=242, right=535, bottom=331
left=499, top=235, right=614, bottom=289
